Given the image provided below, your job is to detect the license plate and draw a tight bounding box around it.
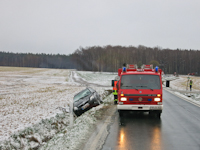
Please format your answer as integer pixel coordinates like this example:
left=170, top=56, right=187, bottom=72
left=81, top=103, right=90, bottom=110
left=150, top=106, right=161, bottom=110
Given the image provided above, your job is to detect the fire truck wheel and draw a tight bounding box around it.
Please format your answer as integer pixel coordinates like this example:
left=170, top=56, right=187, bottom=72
left=118, top=110, right=124, bottom=117
left=155, top=110, right=162, bottom=118
left=149, top=111, right=161, bottom=118
left=149, top=111, right=153, bottom=116
left=156, top=112, right=161, bottom=118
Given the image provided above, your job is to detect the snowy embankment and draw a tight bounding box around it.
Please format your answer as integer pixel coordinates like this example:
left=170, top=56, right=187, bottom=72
left=0, top=67, right=116, bottom=150
left=163, top=75, right=200, bottom=105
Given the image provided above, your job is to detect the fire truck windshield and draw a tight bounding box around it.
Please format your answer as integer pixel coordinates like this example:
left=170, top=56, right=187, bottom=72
left=120, top=74, right=161, bottom=89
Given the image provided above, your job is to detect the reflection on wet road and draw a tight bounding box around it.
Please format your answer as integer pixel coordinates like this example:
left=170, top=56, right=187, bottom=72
left=102, top=90, right=200, bottom=150
left=116, top=112, right=162, bottom=150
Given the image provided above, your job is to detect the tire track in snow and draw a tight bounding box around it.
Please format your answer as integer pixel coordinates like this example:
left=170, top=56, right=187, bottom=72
left=71, top=71, right=110, bottom=87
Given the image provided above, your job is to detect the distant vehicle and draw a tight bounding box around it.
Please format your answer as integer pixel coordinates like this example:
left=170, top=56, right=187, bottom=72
left=73, top=87, right=103, bottom=116
left=188, top=72, right=198, bottom=76
left=116, top=64, right=163, bottom=118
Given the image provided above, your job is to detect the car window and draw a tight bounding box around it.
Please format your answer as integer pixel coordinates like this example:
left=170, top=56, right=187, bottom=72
left=74, top=88, right=92, bottom=102
left=121, top=74, right=161, bottom=89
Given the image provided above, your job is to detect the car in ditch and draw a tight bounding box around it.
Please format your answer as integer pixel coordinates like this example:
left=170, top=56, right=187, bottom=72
left=73, top=87, right=103, bottom=116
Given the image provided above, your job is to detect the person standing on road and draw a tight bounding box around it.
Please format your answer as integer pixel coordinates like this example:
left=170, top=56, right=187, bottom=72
left=190, top=79, right=193, bottom=91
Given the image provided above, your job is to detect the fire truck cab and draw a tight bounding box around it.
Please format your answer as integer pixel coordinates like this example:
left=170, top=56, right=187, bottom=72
left=117, top=64, right=163, bottom=118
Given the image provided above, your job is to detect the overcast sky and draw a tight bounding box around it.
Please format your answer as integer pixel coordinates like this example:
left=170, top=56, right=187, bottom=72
left=0, top=0, right=200, bottom=55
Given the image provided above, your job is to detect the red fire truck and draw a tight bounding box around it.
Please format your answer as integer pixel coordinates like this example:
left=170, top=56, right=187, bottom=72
left=116, top=64, right=163, bottom=118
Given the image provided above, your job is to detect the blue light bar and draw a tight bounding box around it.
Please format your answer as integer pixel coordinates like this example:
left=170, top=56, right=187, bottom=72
left=123, top=67, right=126, bottom=72
left=155, top=66, right=159, bottom=72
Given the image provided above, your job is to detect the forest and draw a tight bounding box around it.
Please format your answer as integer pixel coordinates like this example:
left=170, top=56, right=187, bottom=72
left=0, top=45, right=199, bottom=75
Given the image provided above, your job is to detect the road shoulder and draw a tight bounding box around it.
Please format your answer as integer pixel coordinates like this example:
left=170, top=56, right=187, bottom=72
left=82, top=105, right=117, bottom=150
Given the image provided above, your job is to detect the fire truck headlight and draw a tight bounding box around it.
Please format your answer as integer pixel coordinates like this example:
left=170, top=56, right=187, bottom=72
left=154, top=98, right=161, bottom=102
left=121, top=97, right=127, bottom=101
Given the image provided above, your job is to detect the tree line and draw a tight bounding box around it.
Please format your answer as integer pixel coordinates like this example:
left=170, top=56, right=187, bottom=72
left=0, top=45, right=200, bottom=75
left=0, top=52, right=77, bottom=69
left=72, top=45, right=200, bottom=75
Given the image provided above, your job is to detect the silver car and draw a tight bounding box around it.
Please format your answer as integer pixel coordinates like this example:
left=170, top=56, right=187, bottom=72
left=73, top=87, right=103, bottom=116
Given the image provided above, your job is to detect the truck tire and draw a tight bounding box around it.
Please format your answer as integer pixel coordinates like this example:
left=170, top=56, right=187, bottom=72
left=156, top=112, right=161, bottom=118
left=149, top=111, right=161, bottom=118
left=118, top=110, right=124, bottom=117
left=155, top=110, right=162, bottom=118
left=149, top=111, right=153, bottom=116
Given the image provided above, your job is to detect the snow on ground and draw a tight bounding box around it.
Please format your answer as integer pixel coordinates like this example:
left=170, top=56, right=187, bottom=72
left=75, top=71, right=117, bottom=86
left=0, top=67, right=115, bottom=149
left=163, top=74, right=200, bottom=105
left=0, top=67, right=81, bottom=141
left=39, top=94, right=114, bottom=150
left=0, top=67, right=199, bottom=150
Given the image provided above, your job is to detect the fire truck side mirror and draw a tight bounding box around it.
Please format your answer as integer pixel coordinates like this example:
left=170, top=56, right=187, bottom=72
left=111, top=80, right=115, bottom=87
left=166, top=80, right=170, bottom=87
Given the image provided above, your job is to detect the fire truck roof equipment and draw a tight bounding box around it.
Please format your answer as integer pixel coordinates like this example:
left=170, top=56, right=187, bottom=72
left=118, top=64, right=162, bottom=76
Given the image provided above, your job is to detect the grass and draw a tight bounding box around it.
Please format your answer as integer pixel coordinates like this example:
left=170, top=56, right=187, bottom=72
left=93, top=105, right=112, bottom=120
left=0, top=67, right=71, bottom=77
left=57, top=89, right=67, bottom=93
left=193, top=78, right=200, bottom=90
left=179, top=76, right=200, bottom=90
left=37, top=87, right=56, bottom=93
left=0, top=66, right=28, bottom=72
left=0, top=66, right=42, bottom=73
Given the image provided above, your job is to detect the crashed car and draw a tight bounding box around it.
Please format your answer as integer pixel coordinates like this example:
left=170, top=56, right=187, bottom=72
left=73, top=87, right=103, bottom=116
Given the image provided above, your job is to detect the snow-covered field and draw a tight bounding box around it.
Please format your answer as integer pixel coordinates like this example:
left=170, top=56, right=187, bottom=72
left=0, top=67, right=115, bottom=149
left=0, top=67, right=199, bottom=150
left=0, top=67, right=78, bottom=140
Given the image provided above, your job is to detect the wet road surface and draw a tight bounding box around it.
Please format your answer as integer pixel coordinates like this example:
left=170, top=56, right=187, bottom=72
left=102, top=90, right=200, bottom=150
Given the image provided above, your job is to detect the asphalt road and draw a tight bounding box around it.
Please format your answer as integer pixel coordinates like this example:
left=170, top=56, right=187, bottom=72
left=101, top=90, right=200, bottom=150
